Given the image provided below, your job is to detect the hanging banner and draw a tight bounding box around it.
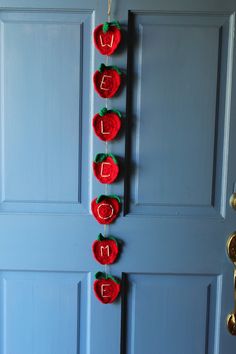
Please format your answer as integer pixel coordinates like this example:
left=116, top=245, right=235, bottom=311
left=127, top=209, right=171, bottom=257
left=91, top=0, right=123, bottom=304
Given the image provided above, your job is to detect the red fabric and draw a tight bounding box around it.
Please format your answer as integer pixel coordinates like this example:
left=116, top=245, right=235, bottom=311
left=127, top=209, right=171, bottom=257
left=93, top=68, right=121, bottom=98
left=92, top=238, right=119, bottom=265
left=91, top=196, right=120, bottom=224
left=93, top=156, right=119, bottom=184
left=93, top=24, right=121, bottom=56
left=94, top=278, right=120, bottom=304
left=92, top=111, right=121, bottom=141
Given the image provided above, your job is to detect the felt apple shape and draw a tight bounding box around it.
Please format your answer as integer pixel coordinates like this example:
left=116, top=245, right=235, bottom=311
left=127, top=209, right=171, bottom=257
left=93, top=153, right=119, bottom=184
left=94, top=271, right=121, bottom=304
left=92, top=233, right=119, bottom=265
left=93, top=21, right=121, bottom=56
left=91, top=195, right=121, bottom=224
left=93, top=64, right=122, bottom=98
left=92, top=107, right=122, bottom=142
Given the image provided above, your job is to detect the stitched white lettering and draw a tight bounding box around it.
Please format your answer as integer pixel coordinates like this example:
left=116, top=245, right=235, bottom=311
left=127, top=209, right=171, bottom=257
left=101, top=121, right=110, bottom=135
left=99, top=34, right=114, bottom=48
left=97, top=203, right=114, bottom=220
left=100, top=75, right=112, bottom=91
left=100, top=245, right=110, bottom=257
left=100, top=162, right=111, bottom=177
left=101, top=284, right=111, bottom=297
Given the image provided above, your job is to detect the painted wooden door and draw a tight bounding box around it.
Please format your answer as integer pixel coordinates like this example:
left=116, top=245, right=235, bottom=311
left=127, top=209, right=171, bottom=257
left=0, top=0, right=235, bottom=353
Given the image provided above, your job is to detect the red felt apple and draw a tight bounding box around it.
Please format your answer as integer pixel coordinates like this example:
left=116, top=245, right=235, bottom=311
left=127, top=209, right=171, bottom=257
left=93, top=21, right=121, bottom=56
left=92, top=107, right=122, bottom=142
left=93, top=64, right=122, bottom=98
left=92, top=233, right=119, bottom=265
left=94, top=271, right=121, bottom=304
left=93, top=153, right=119, bottom=184
left=91, top=195, right=121, bottom=224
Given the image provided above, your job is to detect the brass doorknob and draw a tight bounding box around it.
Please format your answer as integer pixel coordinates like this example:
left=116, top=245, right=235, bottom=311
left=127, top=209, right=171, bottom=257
left=226, top=235, right=236, bottom=334
left=227, top=232, right=236, bottom=264
left=226, top=269, right=236, bottom=335
left=227, top=313, right=236, bottom=335
left=230, top=193, right=236, bottom=210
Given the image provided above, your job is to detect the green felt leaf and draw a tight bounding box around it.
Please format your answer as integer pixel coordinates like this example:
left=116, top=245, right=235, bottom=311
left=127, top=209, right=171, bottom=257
left=97, top=233, right=105, bottom=241
left=107, top=236, right=118, bottom=246
left=109, top=65, right=122, bottom=75
left=102, top=21, right=120, bottom=33
left=108, top=153, right=118, bottom=164
left=96, top=195, right=106, bottom=203
left=107, top=194, right=121, bottom=203
left=94, top=153, right=106, bottom=163
left=98, top=63, right=106, bottom=73
left=108, top=274, right=120, bottom=284
left=94, top=271, right=120, bottom=283
left=99, top=107, right=122, bottom=118
left=110, top=109, right=122, bottom=118
left=111, top=20, right=121, bottom=29
left=96, top=194, right=121, bottom=204
left=97, top=64, right=122, bottom=75
left=95, top=271, right=106, bottom=280
left=97, top=234, right=118, bottom=246
left=102, top=22, right=109, bottom=33
left=94, top=153, right=118, bottom=164
left=99, top=107, right=108, bottom=116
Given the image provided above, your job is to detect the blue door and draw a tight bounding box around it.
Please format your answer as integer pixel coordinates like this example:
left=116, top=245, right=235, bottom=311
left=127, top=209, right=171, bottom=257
left=0, top=0, right=235, bottom=353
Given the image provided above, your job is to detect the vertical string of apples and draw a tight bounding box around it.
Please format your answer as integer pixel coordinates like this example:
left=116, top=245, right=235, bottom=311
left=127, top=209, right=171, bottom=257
left=92, top=0, right=123, bottom=304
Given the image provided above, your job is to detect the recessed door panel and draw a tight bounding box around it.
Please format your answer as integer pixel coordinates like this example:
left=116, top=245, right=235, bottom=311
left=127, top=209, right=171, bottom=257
left=126, top=13, right=233, bottom=217
left=0, top=11, right=92, bottom=213
left=0, top=271, right=90, bottom=354
left=123, top=273, right=220, bottom=354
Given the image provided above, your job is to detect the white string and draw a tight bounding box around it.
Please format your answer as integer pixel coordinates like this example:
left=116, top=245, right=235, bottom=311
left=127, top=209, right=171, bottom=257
left=105, top=183, right=108, bottom=195
left=105, top=264, right=108, bottom=275
left=105, top=264, right=110, bottom=276
left=103, top=224, right=107, bottom=237
left=105, top=55, right=109, bottom=66
left=107, top=0, right=111, bottom=22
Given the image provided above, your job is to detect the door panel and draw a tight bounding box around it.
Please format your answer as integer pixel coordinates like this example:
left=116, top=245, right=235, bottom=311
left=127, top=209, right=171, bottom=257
left=128, top=12, right=232, bottom=217
left=0, top=1, right=235, bottom=354
left=0, top=10, right=92, bottom=213
left=1, top=271, right=90, bottom=354
left=124, top=274, right=220, bottom=354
